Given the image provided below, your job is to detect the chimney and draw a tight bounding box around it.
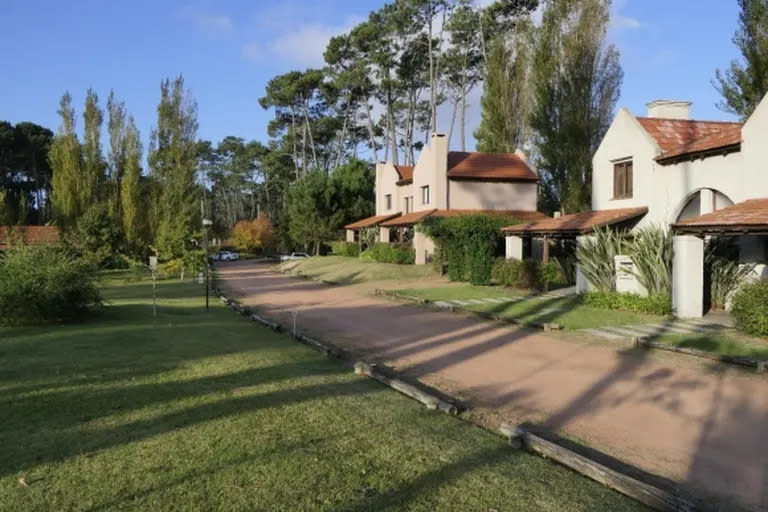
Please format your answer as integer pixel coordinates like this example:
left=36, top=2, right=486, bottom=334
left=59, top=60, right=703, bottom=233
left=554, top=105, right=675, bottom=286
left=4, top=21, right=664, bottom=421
left=514, top=148, right=527, bottom=162
left=431, top=133, right=449, bottom=209
left=646, top=100, right=692, bottom=120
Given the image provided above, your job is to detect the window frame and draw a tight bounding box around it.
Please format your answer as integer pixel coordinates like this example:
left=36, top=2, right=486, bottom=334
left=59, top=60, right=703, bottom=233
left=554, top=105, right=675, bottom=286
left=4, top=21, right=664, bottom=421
left=421, top=185, right=430, bottom=205
left=613, top=159, right=633, bottom=199
left=385, top=194, right=392, bottom=210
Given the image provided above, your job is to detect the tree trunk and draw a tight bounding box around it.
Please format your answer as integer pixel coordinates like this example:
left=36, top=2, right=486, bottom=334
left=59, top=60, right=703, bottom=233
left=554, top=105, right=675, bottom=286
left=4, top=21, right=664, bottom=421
left=460, top=78, right=467, bottom=152
left=428, top=10, right=436, bottom=134
left=336, top=97, right=352, bottom=169
left=364, top=96, right=379, bottom=162
left=447, top=97, right=459, bottom=150
left=303, top=101, right=318, bottom=170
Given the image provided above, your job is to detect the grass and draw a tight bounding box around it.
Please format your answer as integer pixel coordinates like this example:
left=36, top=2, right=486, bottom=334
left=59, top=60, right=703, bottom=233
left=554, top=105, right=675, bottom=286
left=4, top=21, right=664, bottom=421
left=282, top=255, right=436, bottom=285
left=0, top=272, right=649, bottom=511
left=396, top=285, right=661, bottom=330
left=650, top=330, right=768, bottom=361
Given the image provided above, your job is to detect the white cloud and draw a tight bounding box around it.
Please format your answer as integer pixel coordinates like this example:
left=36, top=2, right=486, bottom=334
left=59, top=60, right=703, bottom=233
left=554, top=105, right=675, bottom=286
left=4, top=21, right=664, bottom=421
left=241, top=16, right=362, bottom=68
left=182, top=5, right=233, bottom=36
left=609, top=0, right=641, bottom=34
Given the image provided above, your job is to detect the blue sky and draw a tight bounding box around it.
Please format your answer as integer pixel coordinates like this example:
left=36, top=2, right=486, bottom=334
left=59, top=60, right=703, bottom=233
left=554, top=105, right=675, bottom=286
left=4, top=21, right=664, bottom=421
left=0, top=0, right=743, bottom=153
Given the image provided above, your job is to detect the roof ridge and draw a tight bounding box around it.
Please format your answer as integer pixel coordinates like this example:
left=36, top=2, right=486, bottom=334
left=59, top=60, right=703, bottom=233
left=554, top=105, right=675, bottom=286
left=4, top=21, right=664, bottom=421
left=636, top=116, right=743, bottom=126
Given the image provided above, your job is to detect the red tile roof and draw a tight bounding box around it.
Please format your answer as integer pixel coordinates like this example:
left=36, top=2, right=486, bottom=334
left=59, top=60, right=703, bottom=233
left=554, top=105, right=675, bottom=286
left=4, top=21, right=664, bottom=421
left=446, top=152, right=538, bottom=181
left=380, top=209, right=547, bottom=227
left=394, top=165, right=414, bottom=185
left=503, top=207, right=648, bottom=236
left=380, top=209, right=437, bottom=227
left=673, top=198, right=768, bottom=234
left=345, top=213, right=401, bottom=230
left=0, top=226, right=61, bottom=250
left=636, top=117, right=742, bottom=162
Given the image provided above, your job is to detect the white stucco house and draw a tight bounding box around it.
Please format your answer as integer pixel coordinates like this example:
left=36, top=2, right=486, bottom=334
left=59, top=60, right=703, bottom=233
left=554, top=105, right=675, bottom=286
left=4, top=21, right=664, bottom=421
left=345, top=133, right=547, bottom=264
left=504, top=94, right=768, bottom=317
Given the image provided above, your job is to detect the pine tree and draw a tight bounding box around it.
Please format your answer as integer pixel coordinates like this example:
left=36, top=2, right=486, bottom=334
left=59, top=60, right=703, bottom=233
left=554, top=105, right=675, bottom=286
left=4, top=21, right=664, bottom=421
left=714, top=0, right=768, bottom=119
left=49, top=92, right=84, bottom=226
left=148, top=75, right=199, bottom=260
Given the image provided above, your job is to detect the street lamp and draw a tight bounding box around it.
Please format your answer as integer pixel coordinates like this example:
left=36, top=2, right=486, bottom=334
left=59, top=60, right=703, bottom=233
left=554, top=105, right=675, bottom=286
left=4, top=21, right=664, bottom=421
left=202, top=218, right=213, bottom=310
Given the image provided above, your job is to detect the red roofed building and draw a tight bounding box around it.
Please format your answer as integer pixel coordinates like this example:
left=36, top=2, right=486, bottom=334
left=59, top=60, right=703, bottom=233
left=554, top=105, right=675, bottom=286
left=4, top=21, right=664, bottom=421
left=0, top=226, right=61, bottom=251
left=345, top=133, right=544, bottom=264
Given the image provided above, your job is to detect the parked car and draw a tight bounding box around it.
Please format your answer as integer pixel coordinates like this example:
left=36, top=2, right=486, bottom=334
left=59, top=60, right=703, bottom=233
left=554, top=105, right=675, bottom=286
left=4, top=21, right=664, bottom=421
left=210, top=251, right=240, bottom=261
left=280, top=252, right=309, bottom=262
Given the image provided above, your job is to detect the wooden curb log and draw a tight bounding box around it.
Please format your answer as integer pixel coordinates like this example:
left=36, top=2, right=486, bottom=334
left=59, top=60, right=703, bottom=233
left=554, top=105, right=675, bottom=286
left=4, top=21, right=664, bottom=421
left=250, top=313, right=281, bottom=331
left=295, top=333, right=342, bottom=359
left=633, top=337, right=767, bottom=373
left=354, top=361, right=458, bottom=416
left=500, top=424, right=696, bottom=512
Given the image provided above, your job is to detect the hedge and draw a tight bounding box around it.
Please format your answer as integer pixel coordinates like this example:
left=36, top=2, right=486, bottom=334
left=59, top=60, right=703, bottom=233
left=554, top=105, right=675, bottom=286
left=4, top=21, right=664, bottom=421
left=0, top=246, right=101, bottom=326
left=731, top=279, right=768, bottom=336
left=491, top=258, right=566, bottom=291
left=582, top=291, right=673, bottom=316
left=330, top=241, right=360, bottom=257
left=361, top=242, right=415, bottom=264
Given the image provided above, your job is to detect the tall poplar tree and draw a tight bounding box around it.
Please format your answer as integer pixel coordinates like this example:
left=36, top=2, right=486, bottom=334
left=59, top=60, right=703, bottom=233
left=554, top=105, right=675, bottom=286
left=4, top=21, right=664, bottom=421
left=49, top=92, right=84, bottom=226
left=107, top=91, right=127, bottom=220
left=121, top=116, right=144, bottom=250
left=81, top=89, right=106, bottom=207
left=148, top=75, right=199, bottom=260
left=529, top=0, right=622, bottom=213
left=714, top=0, right=768, bottom=119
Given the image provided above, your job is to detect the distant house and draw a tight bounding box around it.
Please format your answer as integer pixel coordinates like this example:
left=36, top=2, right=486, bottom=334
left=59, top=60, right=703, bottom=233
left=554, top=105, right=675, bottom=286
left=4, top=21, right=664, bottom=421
left=504, top=95, right=768, bottom=317
left=0, top=226, right=61, bottom=251
left=345, top=133, right=547, bottom=264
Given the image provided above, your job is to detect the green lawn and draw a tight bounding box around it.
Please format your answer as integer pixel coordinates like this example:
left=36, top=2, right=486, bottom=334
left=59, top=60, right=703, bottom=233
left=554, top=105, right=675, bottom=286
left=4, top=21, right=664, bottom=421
left=397, top=285, right=661, bottom=330
left=650, top=331, right=768, bottom=361
left=282, top=255, right=436, bottom=285
left=0, top=273, right=648, bottom=511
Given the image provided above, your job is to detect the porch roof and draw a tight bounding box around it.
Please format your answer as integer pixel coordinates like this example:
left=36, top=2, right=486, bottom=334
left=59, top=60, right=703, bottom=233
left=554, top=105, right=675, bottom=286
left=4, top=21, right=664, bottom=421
left=502, top=207, right=648, bottom=237
left=345, top=213, right=402, bottom=230
left=672, top=198, right=768, bottom=235
left=379, top=209, right=548, bottom=227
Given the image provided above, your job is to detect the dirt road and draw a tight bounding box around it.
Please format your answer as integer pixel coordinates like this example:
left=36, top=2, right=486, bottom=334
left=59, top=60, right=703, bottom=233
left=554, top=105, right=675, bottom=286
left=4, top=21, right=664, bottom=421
left=219, top=261, right=768, bottom=511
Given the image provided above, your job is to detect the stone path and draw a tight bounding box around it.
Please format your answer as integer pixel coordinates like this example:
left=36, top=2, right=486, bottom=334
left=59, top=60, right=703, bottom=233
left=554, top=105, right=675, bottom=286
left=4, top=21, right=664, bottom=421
left=433, top=286, right=576, bottom=310
left=583, top=318, right=730, bottom=341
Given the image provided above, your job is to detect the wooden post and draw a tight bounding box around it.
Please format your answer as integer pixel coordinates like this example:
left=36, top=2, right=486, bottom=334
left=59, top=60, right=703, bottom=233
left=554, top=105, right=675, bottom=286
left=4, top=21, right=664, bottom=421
left=542, top=236, right=550, bottom=263
left=500, top=424, right=695, bottom=512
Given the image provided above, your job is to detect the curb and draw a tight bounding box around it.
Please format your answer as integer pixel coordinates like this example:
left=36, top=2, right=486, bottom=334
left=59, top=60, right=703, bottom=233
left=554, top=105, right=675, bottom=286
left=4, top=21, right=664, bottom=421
left=633, top=336, right=767, bottom=373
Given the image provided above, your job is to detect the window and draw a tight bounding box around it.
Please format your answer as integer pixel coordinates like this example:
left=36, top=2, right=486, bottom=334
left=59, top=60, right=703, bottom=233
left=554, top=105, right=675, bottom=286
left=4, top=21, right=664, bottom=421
left=385, top=194, right=392, bottom=210
left=405, top=196, right=414, bottom=213
left=421, top=185, right=430, bottom=205
left=613, top=160, right=633, bottom=199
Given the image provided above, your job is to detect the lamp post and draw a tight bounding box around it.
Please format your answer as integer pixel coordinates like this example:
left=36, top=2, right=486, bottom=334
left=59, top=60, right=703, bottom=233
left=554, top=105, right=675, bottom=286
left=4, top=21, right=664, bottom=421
left=202, top=218, right=213, bottom=311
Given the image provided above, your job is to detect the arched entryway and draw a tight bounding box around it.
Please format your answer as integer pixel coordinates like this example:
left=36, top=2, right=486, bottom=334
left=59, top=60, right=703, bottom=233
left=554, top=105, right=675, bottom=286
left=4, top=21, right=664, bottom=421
left=674, top=188, right=734, bottom=223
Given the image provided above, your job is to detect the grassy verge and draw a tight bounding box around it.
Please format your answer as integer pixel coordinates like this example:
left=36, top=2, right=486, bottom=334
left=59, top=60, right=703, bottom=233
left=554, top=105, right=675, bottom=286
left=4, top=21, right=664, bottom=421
left=0, top=273, right=647, bottom=511
left=282, top=255, right=436, bottom=285
left=397, top=285, right=660, bottom=330
left=650, top=331, right=768, bottom=361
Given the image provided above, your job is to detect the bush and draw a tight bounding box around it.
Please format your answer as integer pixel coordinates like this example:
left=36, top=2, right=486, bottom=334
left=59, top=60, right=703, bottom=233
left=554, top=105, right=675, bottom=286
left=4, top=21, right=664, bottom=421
left=731, top=279, right=768, bottom=336
left=583, top=291, right=672, bottom=316
left=420, top=215, right=518, bottom=285
left=0, top=246, right=100, bottom=326
left=491, top=258, right=566, bottom=290
left=362, top=242, right=415, bottom=264
left=330, top=241, right=360, bottom=257
left=232, top=217, right=276, bottom=253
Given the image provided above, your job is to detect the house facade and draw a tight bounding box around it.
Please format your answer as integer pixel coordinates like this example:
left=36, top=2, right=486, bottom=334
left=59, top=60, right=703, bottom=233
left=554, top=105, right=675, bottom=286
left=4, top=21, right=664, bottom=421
left=505, top=94, right=768, bottom=317
left=346, top=133, right=546, bottom=264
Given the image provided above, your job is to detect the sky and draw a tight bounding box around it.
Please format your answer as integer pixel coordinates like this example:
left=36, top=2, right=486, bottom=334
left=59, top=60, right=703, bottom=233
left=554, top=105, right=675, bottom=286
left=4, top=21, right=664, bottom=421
left=0, top=0, right=744, bottom=155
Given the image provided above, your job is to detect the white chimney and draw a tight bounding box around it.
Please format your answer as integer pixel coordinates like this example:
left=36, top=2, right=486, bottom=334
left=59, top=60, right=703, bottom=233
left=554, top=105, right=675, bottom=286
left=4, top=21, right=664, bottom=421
left=646, top=100, right=692, bottom=120
left=514, top=148, right=527, bottom=162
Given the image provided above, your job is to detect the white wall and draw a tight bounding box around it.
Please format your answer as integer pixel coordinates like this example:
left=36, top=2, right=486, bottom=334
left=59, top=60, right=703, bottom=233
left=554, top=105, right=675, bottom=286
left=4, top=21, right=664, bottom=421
left=592, top=108, right=747, bottom=228
left=742, top=94, right=768, bottom=199
left=375, top=163, right=399, bottom=216
left=413, top=134, right=449, bottom=210
left=448, top=180, right=537, bottom=211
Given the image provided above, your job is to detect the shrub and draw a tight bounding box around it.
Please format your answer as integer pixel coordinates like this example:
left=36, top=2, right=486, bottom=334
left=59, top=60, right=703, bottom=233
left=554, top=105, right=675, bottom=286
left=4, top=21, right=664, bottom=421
left=731, top=279, right=768, bottom=336
left=628, top=226, right=673, bottom=298
left=330, top=241, right=360, bottom=257
left=583, top=291, right=672, bottom=316
left=362, top=242, right=415, bottom=264
left=491, top=258, right=565, bottom=290
left=491, top=258, right=522, bottom=286
left=232, top=217, right=276, bottom=253
left=539, top=261, right=565, bottom=287
left=706, top=238, right=756, bottom=310
left=0, top=246, right=100, bottom=326
left=576, top=227, right=626, bottom=293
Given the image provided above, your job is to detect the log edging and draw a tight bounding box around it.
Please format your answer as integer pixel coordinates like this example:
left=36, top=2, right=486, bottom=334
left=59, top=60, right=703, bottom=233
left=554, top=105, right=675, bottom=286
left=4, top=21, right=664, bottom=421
left=500, top=423, right=697, bottom=512
left=632, top=336, right=767, bottom=373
